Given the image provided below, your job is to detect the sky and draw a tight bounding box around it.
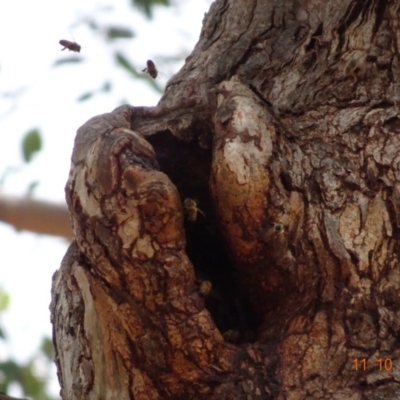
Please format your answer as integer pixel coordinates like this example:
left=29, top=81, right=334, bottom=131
left=0, top=0, right=212, bottom=397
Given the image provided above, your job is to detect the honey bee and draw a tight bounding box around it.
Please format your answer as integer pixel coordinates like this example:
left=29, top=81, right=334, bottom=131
left=259, top=223, right=285, bottom=244
left=59, top=40, right=81, bottom=53
left=183, top=198, right=205, bottom=222
left=199, top=280, right=212, bottom=297
left=222, top=329, right=239, bottom=343
left=142, top=59, right=158, bottom=79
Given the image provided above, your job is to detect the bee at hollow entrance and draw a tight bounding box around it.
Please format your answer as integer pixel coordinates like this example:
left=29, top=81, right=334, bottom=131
left=199, top=280, right=212, bottom=297
left=183, top=198, right=205, bottom=222
left=59, top=40, right=81, bottom=53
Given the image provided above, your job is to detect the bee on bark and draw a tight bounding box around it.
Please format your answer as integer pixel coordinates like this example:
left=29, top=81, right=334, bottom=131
left=183, top=198, right=205, bottom=222
left=222, top=329, right=239, bottom=343
left=142, top=59, right=158, bottom=78
left=260, top=223, right=285, bottom=243
left=59, top=40, right=81, bottom=53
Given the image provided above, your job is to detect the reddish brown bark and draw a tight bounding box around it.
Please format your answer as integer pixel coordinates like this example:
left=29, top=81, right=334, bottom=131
left=51, top=0, right=400, bottom=399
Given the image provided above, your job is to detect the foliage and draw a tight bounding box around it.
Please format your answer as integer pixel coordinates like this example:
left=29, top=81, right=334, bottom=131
left=0, top=288, right=58, bottom=400
left=131, top=0, right=170, bottom=18
left=21, top=130, right=42, bottom=164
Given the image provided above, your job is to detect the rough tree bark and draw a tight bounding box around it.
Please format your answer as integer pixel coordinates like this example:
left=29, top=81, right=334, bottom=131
left=51, top=0, right=400, bottom=399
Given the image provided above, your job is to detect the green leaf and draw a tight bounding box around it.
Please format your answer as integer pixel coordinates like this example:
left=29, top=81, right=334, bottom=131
left=115, top=52, right=138, bottom=77
left=0, top=360, right=24, bottom=387
left=77, top=92, right=93, bottom=102
left=143, top=76, right=164, bottom=94
left=20, top=361, right=48, bottom=398
left=53, top=57, right=83, bottom=67
left=0, top=289, right=10, bottom=312
left=101, top=81, right=112, bottom=92
left=105, top=27, right=135, bottom=40
left=131, top=0, right=170, bottom=18
left=0, top=359, right=55, bottom=400
left=40, top=337, right=55, bottom=361
left=22, top=129, right=42, bottom=163
left=27, top=181, right=39, bottom=194
left=87, top=20, right=99, bottom=31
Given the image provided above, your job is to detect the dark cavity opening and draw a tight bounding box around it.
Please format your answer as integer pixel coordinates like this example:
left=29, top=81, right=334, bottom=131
left=147, top=130, right=258, bottom=343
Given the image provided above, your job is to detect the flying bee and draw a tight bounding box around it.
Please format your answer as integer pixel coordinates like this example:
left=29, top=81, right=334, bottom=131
left=142, top=59, right=158, bottom=78
left=59, top=40, right=81, bottom=53
left=183, top=198, right=205, bottom=222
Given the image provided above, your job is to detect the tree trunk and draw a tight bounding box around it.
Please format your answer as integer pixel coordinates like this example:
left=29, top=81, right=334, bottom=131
left=51, top=0, right=400, bottom=398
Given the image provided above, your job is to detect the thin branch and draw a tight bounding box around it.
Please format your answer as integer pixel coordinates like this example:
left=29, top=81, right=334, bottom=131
left=0, top=194, right=72, bottom=239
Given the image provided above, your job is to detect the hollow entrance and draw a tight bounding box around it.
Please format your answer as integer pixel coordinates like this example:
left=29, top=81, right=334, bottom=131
left=147, top=130, right=258, bottom=343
